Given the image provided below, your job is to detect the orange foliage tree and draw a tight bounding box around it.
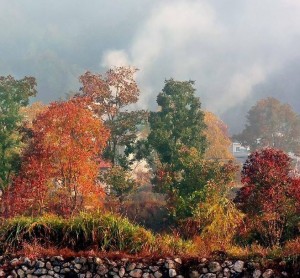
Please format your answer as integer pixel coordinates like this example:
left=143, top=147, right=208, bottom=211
left=4, top=100, right=110, bottom=216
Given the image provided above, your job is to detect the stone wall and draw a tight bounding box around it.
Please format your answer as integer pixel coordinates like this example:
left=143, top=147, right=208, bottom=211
left=0, top=256, right=297, bottom=278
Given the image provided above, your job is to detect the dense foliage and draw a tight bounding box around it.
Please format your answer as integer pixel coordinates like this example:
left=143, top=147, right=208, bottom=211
left=235, top=148, right=300, bottom=246
left=234, top=97, right=300, bottom=153
left=0, top=76, right=37, bottom=189
left=3, top=100, right=109, bottom=216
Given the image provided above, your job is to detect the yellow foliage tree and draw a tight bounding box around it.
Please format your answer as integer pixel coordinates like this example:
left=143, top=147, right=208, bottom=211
left=204, top=111, right=233, bottom=160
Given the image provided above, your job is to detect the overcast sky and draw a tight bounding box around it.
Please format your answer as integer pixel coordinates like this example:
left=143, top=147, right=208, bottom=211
left=1, top=0, right=300, bottom=133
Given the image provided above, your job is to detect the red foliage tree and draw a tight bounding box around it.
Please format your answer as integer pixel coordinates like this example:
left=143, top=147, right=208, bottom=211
left=3, top=100, right=110, bottom=216
left=236, top=147, right=300, bottom=246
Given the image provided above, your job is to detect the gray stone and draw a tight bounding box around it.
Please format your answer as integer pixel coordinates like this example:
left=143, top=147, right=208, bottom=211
left=253, top=269, right=262, bottom=278
left=169, top=269, right=177, bottom=277
left=119, top=267, right=126, bottom=277
left=203, top=274, right=217, bottom=278
left=189, top=270, right=200, bottom=278
left=127, top=263, right=137, bottom=271
left=27, top=275, right=38, bottom=278
left=97, top=265, right=109, bottom=275
left=262, top=269, right=274, bottom=278
left=79, top=257, right=87, bottom=264
left=86, top=271, right=93, bottom=278
left=165, top=260, right=176, bottom=269
left=17, top=269, right=25, bottom=278
left=74, top=263, right=82, bottom=270
left=130, top=269, right=143, bottom=278
left=34, top=268, right=47, bottom=275
left=36, top=261, right=45, bottom=268
left=48, top=270, right=55, bottom=275
left=143, top=273, right=150, bottom=278
left=21, top=265, right=28, bottom=272
left=223, top=268, right=230, bottom=278
left=174, top=258, right=182, bottom=264
left=113, top=275, right=120, bottom=278
left=95, top=257, right=103, bottom=265
left=233, top=260, right=244, bottom=273
left=53, top=266, right=60, bottom=273
left=202, top=268, right=208, bottom=274
left=154, top=271, right=163, bottom=278
left=281, top=271, right=288, bottom=277
left=45, top=261, right=52, bottom=270
left=208, top=262, right=222, bottom=273
left=10, top=258, right=19, bottom=265
left=149, top=266, right=159, bottom=272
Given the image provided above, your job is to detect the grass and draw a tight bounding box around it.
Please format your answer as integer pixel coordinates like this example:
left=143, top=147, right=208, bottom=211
left=0, top=212, right=194, bottom=256
left=1, top=212, right=300, bottom=263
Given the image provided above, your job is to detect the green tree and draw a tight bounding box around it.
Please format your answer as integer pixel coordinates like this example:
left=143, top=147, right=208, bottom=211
left=234, top=97, right=300, bottom=153
left=0, top=76, right=36, bottom=189
left=147, top=79, right=210, bottom=218
left=148, top=79, right=207, bottom=167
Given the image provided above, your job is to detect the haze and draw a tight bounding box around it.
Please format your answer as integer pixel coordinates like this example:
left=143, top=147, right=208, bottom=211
left=1, top=0, right=300, bottom=133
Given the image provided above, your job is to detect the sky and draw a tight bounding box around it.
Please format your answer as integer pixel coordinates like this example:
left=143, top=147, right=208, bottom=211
left=1, top=0, right=300, bottom=134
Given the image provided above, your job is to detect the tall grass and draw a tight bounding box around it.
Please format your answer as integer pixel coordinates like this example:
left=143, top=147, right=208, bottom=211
left=0, top=212, right=156, bottom=254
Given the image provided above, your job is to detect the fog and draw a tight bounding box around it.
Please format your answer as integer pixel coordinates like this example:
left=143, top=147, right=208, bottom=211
left=1, top=0, right=300, bottom=134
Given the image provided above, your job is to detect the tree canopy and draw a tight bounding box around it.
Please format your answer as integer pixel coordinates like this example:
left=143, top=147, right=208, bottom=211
left=0, top=75, right=37, bottom=189
left=234, top=97, right=300, bottom=153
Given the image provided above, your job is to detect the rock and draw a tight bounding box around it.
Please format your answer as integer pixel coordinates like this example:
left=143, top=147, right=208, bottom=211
left=165, top=260, right=176, bottom=269
left=203, top=274, right=217, bottom=278
left=97, top=265, right=109, bottom=275
left=127, top=263, right=137, bottom=271
left=36, top=261, right=45, bottom=268
left=143, top=273, right=150, bottom=278
left=262, top=269, right=274, bottom=278
left=208, top=262, right=222, bottom=273
left=189, top=270, right=200, bottom=278
left=34, top=268, right=47, bottom=275
left=74, top=263, right=82, bottom=270
left=154, top=271, right=163, bottom=278
left=17, top=269, right=25, bottom=278
left=233, top=260, right=244, bottom=273
left=48, top=270, right=54, bottom=275
left=79, top=257, right=87, bottom=264
left=223, top=268, right=230, bottom=278
left=136, top=263, right=144, bottom=269
left=253, top=269, right=262, bottom=278
left=10, top=258, right=19, bottom=265
left=45, top=261, right=52, bottom=270
left=176, top=276, right=184, bottom=278
left=21, top=265, right=28, bottom=272
left=281, top=271, right=288, bottom=277
left=53, top=266, right=60, bottom=273
left=149, top=266, right=159, bottom=272
left=202, top=267, right=208, bottom=274
left=27, top=275, right=38, bottom=278
left=86, top=271, right=93, bottom=278
left=113, top=275, right=120, bottom=278
left=130, top=269, right=143, bottom=278
left=169, top=269, right=177, bottom=277
left=0, top=269, right=5, bottom=277
left=95, top=257, right=103, bottom=265
left=119, top=267, right=126, bottom=277
left=174, top=258, right=182, bottom=264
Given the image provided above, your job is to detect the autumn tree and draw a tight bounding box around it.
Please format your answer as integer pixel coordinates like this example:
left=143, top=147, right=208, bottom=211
left=4, top=100, right=110, bottom=216
left=235, top=148, right=300, bottom=246
left=0, top=75, right=37, bottom=189
left=234, top=97, right=300, bottom=153
left=78, top=67, right=147, bottom=167
left=203, top=111, right=233, bottom=160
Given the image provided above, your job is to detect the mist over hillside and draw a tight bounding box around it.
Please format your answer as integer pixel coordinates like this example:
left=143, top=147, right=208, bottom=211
left=1, top=0, right=300, bottom=134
